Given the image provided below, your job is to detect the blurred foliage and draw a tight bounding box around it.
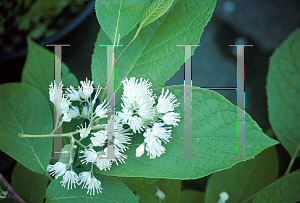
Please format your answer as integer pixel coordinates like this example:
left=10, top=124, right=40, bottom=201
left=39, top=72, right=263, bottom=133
left=0, top=0, right=88, bottom=40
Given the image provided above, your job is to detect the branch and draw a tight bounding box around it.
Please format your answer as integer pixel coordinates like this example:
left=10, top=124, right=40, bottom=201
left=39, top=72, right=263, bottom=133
left=0, top=172, right=28, bottom=203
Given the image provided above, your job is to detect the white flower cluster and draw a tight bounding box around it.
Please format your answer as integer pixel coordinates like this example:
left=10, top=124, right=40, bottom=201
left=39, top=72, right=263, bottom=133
left=47, top=77, right=180, bottom=195
left=117, top=77, right=180, bottom=159
left=48, top=78, right=131, bottom=195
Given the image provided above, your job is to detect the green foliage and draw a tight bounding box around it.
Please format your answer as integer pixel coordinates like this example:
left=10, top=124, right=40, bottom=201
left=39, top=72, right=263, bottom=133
left=10, top=163, right=49, bottom=203
left=178, top=190, right=205, bottom=203
left=1, top=0, right=89, bottom=35
left=0, top=83, right=52, bottom=174
left=45, top=169, right=138, bottom=203
left=1, top=0, right=295, bottom=202
left=95, top=0, right=148, bottom=43
left=93, top=86, right=278, bottom=179
left=267, top=28, right=300, bottom=158
left=205, top=145, right=279, bottom=203
left=17, top=0, right=69, bottom=31
left=117, top=177, right=158, bottom=192
left=139, top=0, right=175, bottom=30
left=253, top=171, right=300, bottom=203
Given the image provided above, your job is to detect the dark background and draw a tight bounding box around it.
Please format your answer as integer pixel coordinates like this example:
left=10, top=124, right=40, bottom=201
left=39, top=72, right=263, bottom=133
left=1, top=0, right=300, bottom=191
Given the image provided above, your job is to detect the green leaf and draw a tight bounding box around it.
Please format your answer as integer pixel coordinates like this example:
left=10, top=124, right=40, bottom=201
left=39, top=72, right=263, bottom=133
left=266, top=28, right=300, bottom=158
left=11, top=163, right=49, bottom=203
left=178, top=190, right=205, bottom=203
left=139, top=0, right=174, bottom=29
left=253, top=171, right=300, bottom=203
left=91, top=0, right=217, bottom=92
left=204, top=145, right=279, bottom=203
left=117, top=177, right=158, bottom=192
left=0, top=83, right=53, bottom=174
left=22, top=37, right=78, bottom=109
left=94, top=86, right=278, bottom=179
left=136, top=179, right=181, bottom=203
left=45, top=169, right=138, bottom=203
left=95, top=0, right=148, bottom=43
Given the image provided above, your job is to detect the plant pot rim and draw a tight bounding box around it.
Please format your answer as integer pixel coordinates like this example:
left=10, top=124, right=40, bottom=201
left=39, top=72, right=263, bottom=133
left=0, top=0, right=96, bottom=62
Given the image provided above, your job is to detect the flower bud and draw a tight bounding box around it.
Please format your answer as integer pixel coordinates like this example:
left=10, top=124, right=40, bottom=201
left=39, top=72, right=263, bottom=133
left=135, top=143, right=145, bottom=157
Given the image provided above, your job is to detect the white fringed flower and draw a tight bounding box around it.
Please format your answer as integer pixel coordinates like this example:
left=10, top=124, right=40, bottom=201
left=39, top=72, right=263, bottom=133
left=155, top=187, right=166, bottom=200
left=49, top=83, right=63, bottom=104
left=91, top=130, right=106, bottom=147
left=162, top=112, right=180, bottom=126
left=119, top=77, right=156, bottom=129
left=62, top=105, right=80, bottom=122
left=218, top=191, right=229, bottom=203
left=48, top=162, right=67, bottom=178
left=61, top=97, right=71, bottom=114
left=92, top=86, right=102, bottom=104
left=79, top=78, right=94, bottom=99
left=78, top=123, right=91, bottom=139
left=60, top=171, right=78, bottom=189
left=157, top=89, right=179, bottom=114
left=151, top=123, right=172, bottom=143
left=128, top=116, right=143, bottom=133
left=117, top=106, right=133, bottom=124
left=113, top=123, right=131, bottom=151
left=122, top=77, right=150, bottom=105
left=80, top=149, right=97, bottom=164
left=135, top=143, right=145, bottom=157
left=144, top=129, right=165, bottom=159
left=62, top=113, right=72, bottom=122
left=111, top=148, right=127, bottom=165
left=81, top=104, right=90, bottom=118
left=77, top=171, right=92, bottom=189
left=87, top=177, right=102, bottom=195
left=66, top=86, right=80, bottom=101
left=95, top=100, right=107, bottom=118
left=96, top=149, right=112, bottom=171
left=138, top=105, right=156, bottom=121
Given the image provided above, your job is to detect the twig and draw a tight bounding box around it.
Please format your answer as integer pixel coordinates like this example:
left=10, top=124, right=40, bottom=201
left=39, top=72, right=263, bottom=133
left=284, top=141, right=300, bottom=175
left=0, top=172, right=28, bottom=203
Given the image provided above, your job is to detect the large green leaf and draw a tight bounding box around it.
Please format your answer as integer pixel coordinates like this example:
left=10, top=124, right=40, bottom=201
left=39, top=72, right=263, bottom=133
left=93, top=86, right=278, bottom=179
left=91, top=0, right=217, bottom=92
left=45, top=169, right=138, bottom=203
left=95, top=0, right=148, bottom=43
left=136, top=179, right=181, bottom=203
left=0, top=83, right=53, bottom=174
left=10, top=163, right=49, bottom=203
left=22, top=37, right=78, bottom=109
left=266, top=28, right=300, bottom=158
left=253, top=171, right=300, bottom=203
left=204, top=145, right=278, bottom=203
